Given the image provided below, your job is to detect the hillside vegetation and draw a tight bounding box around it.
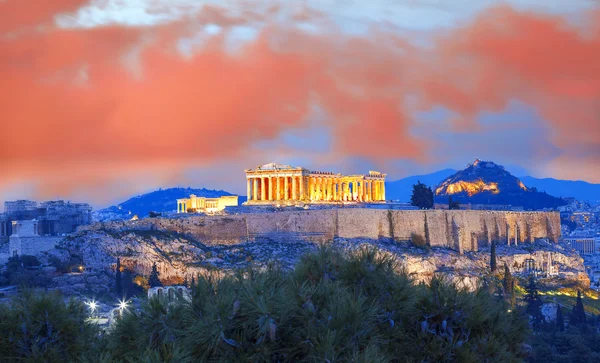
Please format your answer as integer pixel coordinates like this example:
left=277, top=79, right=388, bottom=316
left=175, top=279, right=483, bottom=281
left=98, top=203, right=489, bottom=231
left=1, top=247, right=529, bottom=362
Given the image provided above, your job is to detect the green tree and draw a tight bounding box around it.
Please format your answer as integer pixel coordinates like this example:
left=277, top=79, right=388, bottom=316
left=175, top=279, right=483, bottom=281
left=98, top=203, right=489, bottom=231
left=556, top=304, right=564, bottom=332
left=490, top=240, right=497, bottom=274
left=410, top=181, right=434, bottom=209
left=571, top=290, right=586, bottom=326
left=0, top=290, right=101, bottom=361
left=148, top=262, right=162, bottom=287
left=448, top=196, right=460, bottom=210
left=115, top=258, right=123, bottom=297
left=524, top=276, right=544, bottom=331
left=104, top=247, right=528, bottom=362
left=502, top=264, right=516, bottom=309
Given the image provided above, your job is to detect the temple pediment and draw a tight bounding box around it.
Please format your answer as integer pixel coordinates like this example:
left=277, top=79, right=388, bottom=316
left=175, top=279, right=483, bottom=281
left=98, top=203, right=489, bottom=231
left=255, top=162, right=295, bottom=171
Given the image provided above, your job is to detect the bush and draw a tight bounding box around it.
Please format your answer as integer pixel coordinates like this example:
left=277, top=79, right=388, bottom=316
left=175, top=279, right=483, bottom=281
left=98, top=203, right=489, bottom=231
left=411, top=233, right=429, bottom=249
left=20, top=255, right=41, bottom=268
left=105, top=247, right=527, bottom=362
left=48, top=256, right=69, bottom=273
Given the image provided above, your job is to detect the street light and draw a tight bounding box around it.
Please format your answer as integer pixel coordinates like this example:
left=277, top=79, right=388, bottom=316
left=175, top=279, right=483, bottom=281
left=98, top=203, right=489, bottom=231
left=119, top=300, right=128, bottom=311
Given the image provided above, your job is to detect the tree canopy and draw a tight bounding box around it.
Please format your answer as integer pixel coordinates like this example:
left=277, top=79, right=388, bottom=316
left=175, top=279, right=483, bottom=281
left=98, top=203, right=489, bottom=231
left=410, top=181, right=434, bottom=209
left=148, top=262, right=162, bottom=287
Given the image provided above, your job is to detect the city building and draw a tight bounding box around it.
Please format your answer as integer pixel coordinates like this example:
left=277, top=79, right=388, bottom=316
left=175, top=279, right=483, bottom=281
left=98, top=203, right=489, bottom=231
left=0, top=200, right=92, bottom=238
left=244, top=163, right=386, bottom=205
left=176, top=195, right=238, bottom=214
left=564, top=237, right=599, bottom=255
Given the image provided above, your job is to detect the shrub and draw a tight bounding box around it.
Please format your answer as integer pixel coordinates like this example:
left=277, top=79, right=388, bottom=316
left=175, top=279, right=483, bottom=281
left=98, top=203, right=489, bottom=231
left=48, top=256, right=68, bottom=272
left=20, top=255, right=41, bottom=268
left=411, top=233, right=429, bottom=249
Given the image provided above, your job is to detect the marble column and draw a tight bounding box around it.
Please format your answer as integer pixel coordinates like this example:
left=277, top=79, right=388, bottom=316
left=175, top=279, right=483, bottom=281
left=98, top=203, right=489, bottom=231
left=292, top=176, right=297, bottom=200
left=360, top=180, right=365, bottom=202
left=253, top=178, right=258, bottom=201
left=381, top=180, right=386, bottom=201
left=268, top=177, right=274, bottom=201
left=260, top=178, right=266, bottom=201
left=284, top=176, right=289, bottom=200
left=333, top=180, right=338, bottom=201
left=315, top=178, right=320, bottom=200
left=247, top=179, right=252, bottom=201
left=327, top=179, right=332, bottom=201
left=276, top=177, right=281, bottom=201
left=369, top=181, right=374, bottom=201
left=299, top=176, right=305, bottom=200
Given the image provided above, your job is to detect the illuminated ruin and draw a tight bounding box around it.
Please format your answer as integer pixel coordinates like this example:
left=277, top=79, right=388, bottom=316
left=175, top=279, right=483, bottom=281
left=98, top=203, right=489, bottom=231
left=177, top=195, right=238, bottom=214
left=244, top=163, right=386, bottom=204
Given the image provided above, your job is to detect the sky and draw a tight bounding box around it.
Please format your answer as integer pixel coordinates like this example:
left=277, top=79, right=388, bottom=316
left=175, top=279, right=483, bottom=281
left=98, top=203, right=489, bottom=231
left=0, top=0, right=599, bottom=209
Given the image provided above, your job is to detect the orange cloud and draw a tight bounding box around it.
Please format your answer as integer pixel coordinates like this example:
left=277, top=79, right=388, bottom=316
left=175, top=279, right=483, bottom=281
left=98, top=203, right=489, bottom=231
left=0, top=2, right=598, bottom=206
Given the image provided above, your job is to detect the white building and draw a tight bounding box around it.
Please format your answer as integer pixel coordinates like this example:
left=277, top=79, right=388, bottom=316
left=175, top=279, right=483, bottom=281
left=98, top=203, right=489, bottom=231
left=564, top=237, right=599, bottom=255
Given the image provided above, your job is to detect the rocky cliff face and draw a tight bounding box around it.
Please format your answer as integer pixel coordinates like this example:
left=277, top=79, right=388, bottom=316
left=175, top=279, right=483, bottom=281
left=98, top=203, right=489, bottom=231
left=41, top=223, right=586, bottom=293
left=79, top=208, right=561, bottom=255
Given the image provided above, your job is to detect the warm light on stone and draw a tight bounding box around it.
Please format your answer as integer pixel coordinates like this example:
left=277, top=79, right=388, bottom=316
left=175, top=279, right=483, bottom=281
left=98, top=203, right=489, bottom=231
left=436, top=179, right=500, bottom=196
left=177, top=195, right=238, bottom=214
left=244, top=163, right=386, bottom=205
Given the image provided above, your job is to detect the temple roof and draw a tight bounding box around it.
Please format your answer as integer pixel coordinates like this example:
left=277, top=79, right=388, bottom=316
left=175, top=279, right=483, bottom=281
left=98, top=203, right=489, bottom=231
left=255, top=162, right=296, bottom=171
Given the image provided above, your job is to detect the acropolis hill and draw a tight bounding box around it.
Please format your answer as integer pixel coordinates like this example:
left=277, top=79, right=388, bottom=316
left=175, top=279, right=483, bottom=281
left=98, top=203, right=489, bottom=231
left=45, top=207, right=585, bottom=295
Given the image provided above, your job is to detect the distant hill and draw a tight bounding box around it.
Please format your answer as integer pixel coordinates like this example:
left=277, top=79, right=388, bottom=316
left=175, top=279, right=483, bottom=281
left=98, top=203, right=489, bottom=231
left=94, top=187, right=244, bottom=221
left=385, top=169, right=457, bottom=202
left=518, top=176, right=600, bottom=203
left=434, top=160, right=566, bottom=210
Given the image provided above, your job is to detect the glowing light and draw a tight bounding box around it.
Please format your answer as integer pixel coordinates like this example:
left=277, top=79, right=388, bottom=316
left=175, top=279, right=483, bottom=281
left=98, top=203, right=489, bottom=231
left=88, top=301, right=97, bottom=311
left=518, top=181, right=528, bottom=191
left=119, top=300, right=128, bottom=310
left=436, top=179, right=500, bottom=196
left=79, top=265, right=84, bottom=271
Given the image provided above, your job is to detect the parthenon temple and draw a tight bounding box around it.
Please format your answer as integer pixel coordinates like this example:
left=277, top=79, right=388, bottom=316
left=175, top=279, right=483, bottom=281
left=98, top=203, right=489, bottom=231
left=245, top=163, right=386, bottom=204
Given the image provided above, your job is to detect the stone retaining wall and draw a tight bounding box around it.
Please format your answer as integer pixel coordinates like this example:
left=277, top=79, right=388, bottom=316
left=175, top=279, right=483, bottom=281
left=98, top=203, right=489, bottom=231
left=84, top=209, right=560, bottom=253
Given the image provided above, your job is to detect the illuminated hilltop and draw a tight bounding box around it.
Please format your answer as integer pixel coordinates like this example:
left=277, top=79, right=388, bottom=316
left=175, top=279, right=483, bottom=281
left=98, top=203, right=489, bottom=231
left=434, top=159, right=566, bottom=210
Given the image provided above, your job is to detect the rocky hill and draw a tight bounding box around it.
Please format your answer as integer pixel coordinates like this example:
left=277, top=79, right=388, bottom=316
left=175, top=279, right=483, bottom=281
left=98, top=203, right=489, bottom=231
left=93, top=187, right=244, bottom=221
left=434, top=160, right=567, bottom=210
left=38, top=223, right=586, bottom=296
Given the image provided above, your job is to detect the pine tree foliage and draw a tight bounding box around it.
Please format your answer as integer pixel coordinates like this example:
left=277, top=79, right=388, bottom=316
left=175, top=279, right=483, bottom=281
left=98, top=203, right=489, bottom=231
left=0, top=290, right=100, bottom=361
left=104, top=247, right=527, bottom=361
left=524, top=276, right=544, bottom=331
left=502, top=264, right=516, bottom=309
left=556, top=304, right=564, bottom=332
left=490, top=240, right=497, bottom=274
left=570, top=290, right=586, bottom=326
left=448, top=196, right=460, bottom=210
left=410, top=181, right=434, bottom=209
left=148, top=262, right=162, bottom=288
left=115, top=258, right=123, bottom=297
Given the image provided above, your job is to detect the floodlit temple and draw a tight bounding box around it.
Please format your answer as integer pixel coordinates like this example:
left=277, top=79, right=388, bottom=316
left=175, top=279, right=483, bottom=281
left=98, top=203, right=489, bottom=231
left=244, top=163, right=386, bottom=204
left=177, top=195, right=238, bottom=213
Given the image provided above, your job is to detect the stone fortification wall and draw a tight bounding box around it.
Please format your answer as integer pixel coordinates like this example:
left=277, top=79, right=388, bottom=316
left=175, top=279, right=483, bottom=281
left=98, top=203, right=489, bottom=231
left=85, top=209, right=560, bottom=253
left=4, top=236, right=64, bottom=262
